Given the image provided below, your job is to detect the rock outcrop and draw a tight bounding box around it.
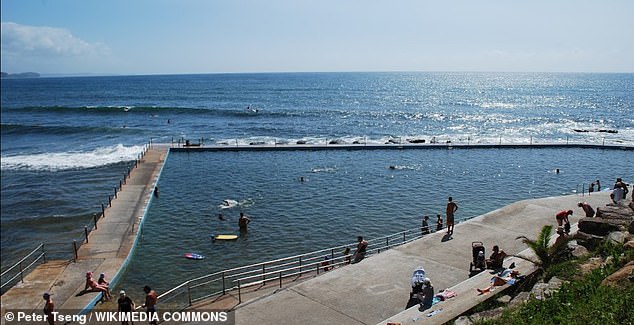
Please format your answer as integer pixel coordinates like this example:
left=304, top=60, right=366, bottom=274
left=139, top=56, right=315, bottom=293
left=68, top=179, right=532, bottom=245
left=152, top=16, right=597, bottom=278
left=576, top=201, right=633, bottom=242
left=601, top=261, right=634, bottom=288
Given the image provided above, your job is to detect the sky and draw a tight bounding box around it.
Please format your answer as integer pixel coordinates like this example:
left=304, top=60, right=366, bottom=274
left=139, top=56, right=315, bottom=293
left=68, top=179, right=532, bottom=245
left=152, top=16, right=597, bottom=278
left=1, top=0, right=633, bottom=75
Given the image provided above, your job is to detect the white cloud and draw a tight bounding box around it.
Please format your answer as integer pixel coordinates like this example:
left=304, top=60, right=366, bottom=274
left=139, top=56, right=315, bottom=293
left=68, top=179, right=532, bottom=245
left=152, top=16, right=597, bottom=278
left=1, top=22, right=109, bottom=58
left=1, top=22, right=112, bottom=74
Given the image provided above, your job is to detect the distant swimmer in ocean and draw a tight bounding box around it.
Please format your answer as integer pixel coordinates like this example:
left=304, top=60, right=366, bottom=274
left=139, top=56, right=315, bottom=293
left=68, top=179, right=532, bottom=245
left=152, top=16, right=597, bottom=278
left=218, top=213, right=226, bottom=221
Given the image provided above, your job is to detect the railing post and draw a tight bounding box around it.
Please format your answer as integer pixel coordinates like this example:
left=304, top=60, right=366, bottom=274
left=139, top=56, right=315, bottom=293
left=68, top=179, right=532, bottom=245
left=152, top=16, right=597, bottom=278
left=403, top=232, right=406, bottom=243
left=386, top=237, right=389, bottom=249
left=94, top=214, right=98, bottom=229
left=19, top=261, right=24, bottom=283
left=222, top=272, right=226, bottom=295
left=84, top=226, right=89, bottom=243
left=187, top=282, right=192, bottom=306
left=299, top=256, right=302, bottom=273
left=42, top=244, right=47, bottom=263
left=279, top=272, right=282, bottom=288
left=238, top=280, right=242, bottom=303
left=114, top=187, right=118, bottom=199
left=72, top=240, right=78, bottom=261
left=262, top=264, right=266, bottom=285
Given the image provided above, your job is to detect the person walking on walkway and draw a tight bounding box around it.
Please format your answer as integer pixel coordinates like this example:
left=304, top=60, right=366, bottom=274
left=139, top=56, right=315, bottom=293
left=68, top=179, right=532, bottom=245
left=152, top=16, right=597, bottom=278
left=142, top=285, right=158, bottom=325
left=117, top=290, right=135, bottom=325
left=43, top=292, right=54, bottom=325
left=446, top=197, right=458, bottom=235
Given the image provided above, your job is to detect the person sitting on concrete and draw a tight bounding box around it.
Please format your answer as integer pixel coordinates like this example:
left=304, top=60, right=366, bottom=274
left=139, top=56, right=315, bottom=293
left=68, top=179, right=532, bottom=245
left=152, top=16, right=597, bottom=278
left=352, top=236, right=368, bottom=263
left=477, top=270, right=521, bottom=294
left=419, top=278, right=435, bottom=310
left=406, top=267, right=426, bottom=309
left=321, top=255, right=331, bottom=272
left=85, top=271, right=111, bottom=301
left=486, top=245, right=507, bottom=269
left=98, top=273, right=110, bottom=287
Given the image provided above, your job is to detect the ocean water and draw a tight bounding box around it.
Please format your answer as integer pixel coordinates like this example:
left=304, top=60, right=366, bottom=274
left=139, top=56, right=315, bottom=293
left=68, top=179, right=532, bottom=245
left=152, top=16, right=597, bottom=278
left=1, top=72, right=633, bottom=296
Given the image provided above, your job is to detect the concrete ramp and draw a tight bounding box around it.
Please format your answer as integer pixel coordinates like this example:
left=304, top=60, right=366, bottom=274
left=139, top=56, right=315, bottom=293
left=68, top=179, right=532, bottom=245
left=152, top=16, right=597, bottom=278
left=235, top=192, right=611, bottom=325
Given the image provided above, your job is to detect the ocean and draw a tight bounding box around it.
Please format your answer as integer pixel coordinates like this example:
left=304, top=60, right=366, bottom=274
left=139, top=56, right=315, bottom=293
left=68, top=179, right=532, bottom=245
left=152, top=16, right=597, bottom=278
left=1, top=72, right=633, bottom=298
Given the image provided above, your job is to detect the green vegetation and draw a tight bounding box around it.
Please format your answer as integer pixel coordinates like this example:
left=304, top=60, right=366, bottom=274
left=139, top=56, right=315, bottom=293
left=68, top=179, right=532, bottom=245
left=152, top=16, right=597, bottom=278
left=515, top=225, right=572, bottom=270
left=474, top=237, right=634, bottom=325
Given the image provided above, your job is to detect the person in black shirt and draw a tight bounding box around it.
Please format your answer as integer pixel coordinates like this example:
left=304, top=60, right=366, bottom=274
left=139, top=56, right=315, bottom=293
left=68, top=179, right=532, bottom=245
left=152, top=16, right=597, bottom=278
left=117, top=290, right=135, bottom=325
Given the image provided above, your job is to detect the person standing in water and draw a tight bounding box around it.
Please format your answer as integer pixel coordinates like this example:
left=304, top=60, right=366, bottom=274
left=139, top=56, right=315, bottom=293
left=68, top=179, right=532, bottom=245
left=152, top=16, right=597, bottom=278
left=238, top=212, right=251, bottom=231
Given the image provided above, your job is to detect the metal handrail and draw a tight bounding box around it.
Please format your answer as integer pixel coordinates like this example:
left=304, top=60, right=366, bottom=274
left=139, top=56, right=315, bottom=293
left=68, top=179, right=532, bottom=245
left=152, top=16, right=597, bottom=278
left=1, top=244, right=46, bottom=294
left=154, top=226, right=428, bottom=310
left=1, top=244, right=44, bottom=277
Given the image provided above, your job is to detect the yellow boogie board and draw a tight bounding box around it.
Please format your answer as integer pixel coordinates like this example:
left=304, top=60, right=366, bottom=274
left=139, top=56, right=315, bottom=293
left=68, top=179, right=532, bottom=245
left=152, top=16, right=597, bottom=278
left=213, top=234, right=238, bottom=241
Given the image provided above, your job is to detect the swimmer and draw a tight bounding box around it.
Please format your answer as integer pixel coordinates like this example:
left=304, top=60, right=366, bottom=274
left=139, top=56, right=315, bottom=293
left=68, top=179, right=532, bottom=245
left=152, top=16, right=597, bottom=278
left=218, top=213, right=226, bottom=221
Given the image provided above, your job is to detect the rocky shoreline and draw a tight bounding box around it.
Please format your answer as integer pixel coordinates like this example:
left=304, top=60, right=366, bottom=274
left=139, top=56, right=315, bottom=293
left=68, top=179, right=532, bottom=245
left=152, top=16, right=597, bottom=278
left=456, top=197, right=634, bottom=324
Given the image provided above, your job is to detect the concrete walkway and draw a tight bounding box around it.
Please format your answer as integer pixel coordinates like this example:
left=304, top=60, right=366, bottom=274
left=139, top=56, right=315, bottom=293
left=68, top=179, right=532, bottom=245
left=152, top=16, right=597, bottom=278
left=0, top=145, right=168, bottom=318
left=233, top=191, right=613, bottom=325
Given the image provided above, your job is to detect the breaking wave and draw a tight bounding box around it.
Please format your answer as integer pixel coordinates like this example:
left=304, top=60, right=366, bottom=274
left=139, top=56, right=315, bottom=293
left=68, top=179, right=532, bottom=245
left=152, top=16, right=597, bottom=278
left=0, top=144, right=145, bottom=171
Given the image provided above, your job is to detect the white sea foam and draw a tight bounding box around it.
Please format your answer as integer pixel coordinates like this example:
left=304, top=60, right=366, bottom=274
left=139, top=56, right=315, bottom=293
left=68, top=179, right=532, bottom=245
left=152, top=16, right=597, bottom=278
left=0, top=144, right=145, bottom=171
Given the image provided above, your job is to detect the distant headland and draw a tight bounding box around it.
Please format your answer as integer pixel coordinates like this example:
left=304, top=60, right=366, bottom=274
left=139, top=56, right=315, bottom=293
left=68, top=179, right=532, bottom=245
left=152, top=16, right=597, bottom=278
left=1, top=72, right=40, bottom=78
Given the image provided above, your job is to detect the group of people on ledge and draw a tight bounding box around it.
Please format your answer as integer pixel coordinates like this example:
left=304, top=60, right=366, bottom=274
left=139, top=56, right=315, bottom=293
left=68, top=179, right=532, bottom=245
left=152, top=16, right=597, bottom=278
left=421, top=197, right=459, bottom=236
left=556, top=177, right=631, bottom=244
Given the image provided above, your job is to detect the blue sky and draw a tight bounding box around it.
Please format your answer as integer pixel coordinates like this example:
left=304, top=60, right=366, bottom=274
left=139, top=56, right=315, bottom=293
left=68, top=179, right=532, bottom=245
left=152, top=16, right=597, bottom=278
left=1, top=0, right=633, bottom=75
